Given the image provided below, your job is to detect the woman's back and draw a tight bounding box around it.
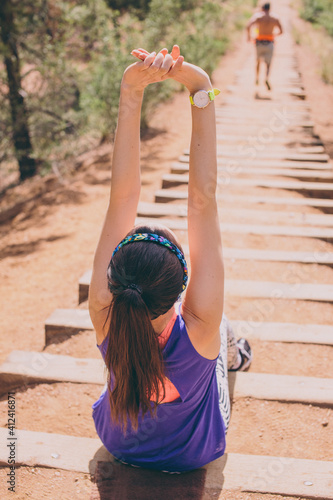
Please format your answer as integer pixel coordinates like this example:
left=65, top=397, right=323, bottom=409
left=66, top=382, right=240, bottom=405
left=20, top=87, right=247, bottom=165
left=92, top=304, right=226, bottom=472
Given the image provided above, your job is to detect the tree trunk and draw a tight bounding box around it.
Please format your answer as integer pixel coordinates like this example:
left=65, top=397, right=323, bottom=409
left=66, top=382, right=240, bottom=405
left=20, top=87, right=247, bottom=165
left=0, top=0, right=36, bottom=181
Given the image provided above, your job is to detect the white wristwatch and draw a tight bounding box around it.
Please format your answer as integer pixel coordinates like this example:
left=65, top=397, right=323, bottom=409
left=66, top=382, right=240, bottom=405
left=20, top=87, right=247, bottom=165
left=189, top=88, right=220, bottom=108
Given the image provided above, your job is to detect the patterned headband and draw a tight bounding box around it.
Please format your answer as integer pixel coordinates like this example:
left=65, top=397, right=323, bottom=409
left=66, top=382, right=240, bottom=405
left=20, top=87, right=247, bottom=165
left=112, top=233, right=188, bottom=291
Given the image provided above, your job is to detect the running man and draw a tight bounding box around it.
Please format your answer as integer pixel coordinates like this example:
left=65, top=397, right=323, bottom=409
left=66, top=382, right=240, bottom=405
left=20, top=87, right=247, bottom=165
left=247, top=2, right=283, bottom=90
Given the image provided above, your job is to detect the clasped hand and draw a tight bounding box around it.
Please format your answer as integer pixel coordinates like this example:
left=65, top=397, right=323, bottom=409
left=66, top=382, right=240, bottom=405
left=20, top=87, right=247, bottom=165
left=122, top=45, right=211, bottom=95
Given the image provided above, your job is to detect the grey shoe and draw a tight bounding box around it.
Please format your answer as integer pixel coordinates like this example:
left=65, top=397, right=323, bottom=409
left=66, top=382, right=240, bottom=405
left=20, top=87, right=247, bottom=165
left=229, top=338, right=252, bottom=372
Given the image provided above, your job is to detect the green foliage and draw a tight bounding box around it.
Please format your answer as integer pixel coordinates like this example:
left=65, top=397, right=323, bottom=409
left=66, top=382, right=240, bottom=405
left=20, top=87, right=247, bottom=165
left=176, top=2, right=228, bottom=75
left=0, top=79, right=13, bottom=165
left=301, top=0, right=333, bottom=37
left=292, top=19, right=333, bottom=85
left=0, top=0, right=253, bottom=180
left=105, top=0, right=151, bottom=13
left=80, top=36, right=133, bottom=138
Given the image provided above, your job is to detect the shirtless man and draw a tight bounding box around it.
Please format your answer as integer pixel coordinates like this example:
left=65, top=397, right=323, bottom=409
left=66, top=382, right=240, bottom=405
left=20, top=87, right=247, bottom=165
left=247, top=2, right=283, bottom=90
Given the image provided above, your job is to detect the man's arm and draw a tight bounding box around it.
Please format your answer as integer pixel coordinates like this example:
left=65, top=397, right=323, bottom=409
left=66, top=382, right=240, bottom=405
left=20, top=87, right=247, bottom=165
left=275, top=17, right=283, bottom=36
left=247, top=14, right=259, bottom=41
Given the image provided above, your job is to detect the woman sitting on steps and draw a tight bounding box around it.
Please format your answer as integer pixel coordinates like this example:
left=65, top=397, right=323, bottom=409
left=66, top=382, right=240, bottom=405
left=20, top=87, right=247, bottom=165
left=89, top=45, right=252, bottom=473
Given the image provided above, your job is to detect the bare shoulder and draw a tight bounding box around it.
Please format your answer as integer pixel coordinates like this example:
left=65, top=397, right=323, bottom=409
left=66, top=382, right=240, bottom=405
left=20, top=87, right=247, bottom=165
left=249, top=12, right=263, bottom=23
left=270, top=14, right=282, bottom=23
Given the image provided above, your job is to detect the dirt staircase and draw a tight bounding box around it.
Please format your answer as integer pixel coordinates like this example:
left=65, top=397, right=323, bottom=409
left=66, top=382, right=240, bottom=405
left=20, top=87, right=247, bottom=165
left=1, top=3, right=333, bottom=499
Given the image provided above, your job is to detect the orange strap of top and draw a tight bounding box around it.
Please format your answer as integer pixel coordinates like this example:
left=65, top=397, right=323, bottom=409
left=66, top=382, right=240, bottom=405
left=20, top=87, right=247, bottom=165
left=256, top=34, right=274, bottom=41
left=150, top=306, right=181, bottom=404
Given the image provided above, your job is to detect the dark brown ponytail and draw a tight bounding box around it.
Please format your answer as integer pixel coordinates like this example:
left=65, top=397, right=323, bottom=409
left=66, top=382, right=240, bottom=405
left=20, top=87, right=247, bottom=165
left=105, top=225, right=184, bottom=431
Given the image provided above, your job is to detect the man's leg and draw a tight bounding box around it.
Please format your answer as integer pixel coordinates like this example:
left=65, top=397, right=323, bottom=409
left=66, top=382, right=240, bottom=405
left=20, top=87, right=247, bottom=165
left=265, top=63, right=271, bottom=89
left=256, top=59, right=260, bottom=85
left=255, top=41, right=262, bottom=85
left=265, top=43, right=274, bottom=90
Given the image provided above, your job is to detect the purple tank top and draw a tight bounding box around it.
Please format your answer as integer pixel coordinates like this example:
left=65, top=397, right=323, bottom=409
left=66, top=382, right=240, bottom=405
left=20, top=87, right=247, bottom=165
left=92, top=304, right=226, bottom=472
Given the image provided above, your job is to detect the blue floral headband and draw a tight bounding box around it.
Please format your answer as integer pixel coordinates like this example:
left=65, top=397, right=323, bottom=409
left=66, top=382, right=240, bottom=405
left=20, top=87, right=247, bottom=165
left=112, top=233, right=188, bottom=291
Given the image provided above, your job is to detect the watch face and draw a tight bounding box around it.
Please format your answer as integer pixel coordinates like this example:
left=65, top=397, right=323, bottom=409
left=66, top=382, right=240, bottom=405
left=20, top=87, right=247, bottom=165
left=193, top=90, right=209, bottom=108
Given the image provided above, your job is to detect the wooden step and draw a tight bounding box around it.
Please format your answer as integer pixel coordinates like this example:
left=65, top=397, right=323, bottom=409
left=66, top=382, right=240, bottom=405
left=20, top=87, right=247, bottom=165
left=0, top=428, right=110, bottom=474
left=232, top=320, right=333, bottom=345
left=229, top=371, right=333, bottom=405
left=180, top=151, right=330, bottom=162
left=161, top=173, right=333, bottom=195
left=2, top=351, right=333, bottom=407
left=224, top=248, right=333, bottom=265
left=44, top=308, right=333, bottom=347
left=137, top=202, right=333, bottom=227
left=215, top=107, right=309, bottom=117
left=45, top=308, right=93, bottom=343
left=215, top=135, right=323, bottom=146
left=77, top=269, right=333, bottom=306
left=223, top=97, right=310, bottom=109
left=175, top=162, right=333, bottom=182
left=154, top=189, right=333, bottom=212
left=0, top=349, right=104, bottom=392
left=215, top=111, right=310, bottom=119
left=136, top=216, right=333, bottom=240
left=215, top=120, right=311, bottom=129
left=173, top=163, right=333, bottom=181
left=180, top=154, right=332, bottom=171
left=216, top=112, right=311, bottom=120
left=1, top=428, right=332, bottom=498
left=224, top=279, right=333, bottom=303
left=226, top=84, right=307, bottom=98
left=216, top=117, right=315, bottom=129
left=218, top=135, right=321, bottom=144
left=213, top=125, right=312, bottom=136
left=206, top=452, right=333, bottom=499
left=184, top=148, right=328, bottom=160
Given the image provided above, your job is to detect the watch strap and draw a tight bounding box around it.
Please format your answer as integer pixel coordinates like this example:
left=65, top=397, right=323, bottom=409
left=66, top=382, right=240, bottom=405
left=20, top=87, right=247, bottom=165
left=208, top=88, right=221, bottom=101
left=189, top=88, right=221, bottom=106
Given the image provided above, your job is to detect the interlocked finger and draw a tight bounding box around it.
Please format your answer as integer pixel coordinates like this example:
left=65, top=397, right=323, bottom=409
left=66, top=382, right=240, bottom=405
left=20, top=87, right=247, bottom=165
left=142, top=52, right=156, bottom=69
left=170, top=45, right=180, bottom=60
left=149, top=52, right=166, bottom=73
left=162, top=55, right=184, bottom=80
left=160, top=54, right=174, bottom=73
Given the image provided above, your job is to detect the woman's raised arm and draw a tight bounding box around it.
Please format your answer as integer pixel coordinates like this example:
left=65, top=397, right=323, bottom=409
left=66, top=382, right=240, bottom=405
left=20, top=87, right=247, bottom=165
left=171, top=60, right=224, bottom=357
left=121, top=48, right=224, bottom=355
left=89, top=52, right=184, bottom=340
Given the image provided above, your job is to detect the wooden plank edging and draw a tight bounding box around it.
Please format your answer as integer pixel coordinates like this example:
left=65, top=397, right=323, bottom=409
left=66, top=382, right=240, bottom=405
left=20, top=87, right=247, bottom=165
left=1, top=428, right=332, bottom=498
left=77, top=273, right=333, bottom=307
left=135, top=216, right=333, bottom=240
left=1, top=353, right=333, bottom=405
left=231, top=320, right=333, bottom=345
left=44, top=308, right=333, bottom=346
left=137, top=202, right=333, bottom=227
left=161, top=173, right=333, bottom=193
left=172, top=163, right=333, bottom=180
left=0, top=349, right=104, bottom=392
left=154, top=189, right=333, bottom=210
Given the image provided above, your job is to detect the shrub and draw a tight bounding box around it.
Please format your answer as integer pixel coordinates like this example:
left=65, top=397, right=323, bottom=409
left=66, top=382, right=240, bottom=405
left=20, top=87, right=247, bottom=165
left=301, top=0, right=333, bottom=37
left=0, top=0, right=254, bottom=180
